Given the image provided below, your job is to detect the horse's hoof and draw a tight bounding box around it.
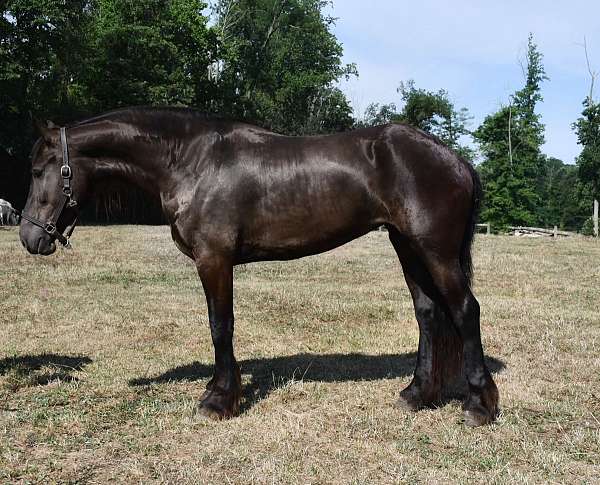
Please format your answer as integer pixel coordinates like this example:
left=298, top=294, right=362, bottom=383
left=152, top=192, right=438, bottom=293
left=195, top=388, right=240, bottom=420
left=394, top=395, right=422, bottom=412
left=463, top=406, right=496, bottom=427
left=395, top=387, right=427, bottom=412
left=462, top=379, right=499, bottom=426
left=195, top=402, right=226, bottom=421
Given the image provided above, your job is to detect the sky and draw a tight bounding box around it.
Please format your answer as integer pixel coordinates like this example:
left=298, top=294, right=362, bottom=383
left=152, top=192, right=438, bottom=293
left=328, top=0, right=600, bottom=164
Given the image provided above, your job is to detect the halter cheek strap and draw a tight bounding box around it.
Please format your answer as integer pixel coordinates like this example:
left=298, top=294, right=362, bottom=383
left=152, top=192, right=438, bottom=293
left=17, top=126, right=79, bottom=248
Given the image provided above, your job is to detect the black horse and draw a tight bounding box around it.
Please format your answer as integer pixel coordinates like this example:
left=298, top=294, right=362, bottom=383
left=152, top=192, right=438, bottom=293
left=19, top=107, right=498, bottom=426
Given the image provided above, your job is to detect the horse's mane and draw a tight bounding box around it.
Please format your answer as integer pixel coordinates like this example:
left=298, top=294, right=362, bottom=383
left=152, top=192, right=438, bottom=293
left=72, top=106, right=245, bottom=130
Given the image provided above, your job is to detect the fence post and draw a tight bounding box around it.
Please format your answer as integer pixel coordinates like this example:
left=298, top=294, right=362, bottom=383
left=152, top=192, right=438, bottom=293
left=486, top=223, right=491, bottom=235
left=594, top=199, right=599, bottom=238
left=553, top=225, right=558, bottom=238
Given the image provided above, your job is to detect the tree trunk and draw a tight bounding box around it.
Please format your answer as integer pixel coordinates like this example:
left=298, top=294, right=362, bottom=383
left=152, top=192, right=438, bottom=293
left=594, top=199, right=599, bottom=237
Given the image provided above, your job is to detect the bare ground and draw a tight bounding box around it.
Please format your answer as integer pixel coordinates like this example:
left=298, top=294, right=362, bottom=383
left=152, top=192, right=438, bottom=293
left=0, top=225, right=599, bottom=484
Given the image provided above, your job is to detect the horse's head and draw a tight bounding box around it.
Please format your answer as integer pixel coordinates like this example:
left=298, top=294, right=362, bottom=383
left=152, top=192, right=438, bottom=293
left=20, top=120, right=84, bottom=255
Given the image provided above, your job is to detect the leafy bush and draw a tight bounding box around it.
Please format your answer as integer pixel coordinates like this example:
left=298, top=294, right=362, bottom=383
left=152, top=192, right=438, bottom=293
left=581, top=218, right=597, bottom=236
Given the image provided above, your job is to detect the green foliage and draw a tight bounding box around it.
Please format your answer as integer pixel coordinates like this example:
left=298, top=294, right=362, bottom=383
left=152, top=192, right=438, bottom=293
left=0, top=0, right=98, bottom=206
left=572, top=90, right=600, bottom=234
left=537, top=158, right=591, bottom=231
left=473, top=34, right=548, bottom=229
left=573, top=98, right=600, bottom=201
left=358, top=102, right=398, bottom=127
left=210, top=0, right=356, bottom=134
left=0, top=0, right=93, bottom=155
left=0, top=0, right=216, bottom=154
left=85, top=0, right=216, bottom=110
left=581, top=217, right=596, bottom=236
left=358, top=80, right=474, bottom=159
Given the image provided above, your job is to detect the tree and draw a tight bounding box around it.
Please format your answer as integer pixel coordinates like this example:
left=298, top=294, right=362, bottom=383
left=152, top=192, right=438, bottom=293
left=357, top=80, right=474, bottom=159
left=210, top=0, right=356, bottom=135
left=473, top=34, right=548, bottom=229
left=537, top=157, right=590, bottom=230
left=0, top=1, right=92, bottom=149
left=572, top=39, right=600, bottom=236
left=574, top=99, right=600, bottom=200
left=84, top=0, right=216, bottom=111
left=357, top=102, right=398, bottom=127
left=573, top=37, right=600, bottom=218
left=1, top=0, right=94, bottom=206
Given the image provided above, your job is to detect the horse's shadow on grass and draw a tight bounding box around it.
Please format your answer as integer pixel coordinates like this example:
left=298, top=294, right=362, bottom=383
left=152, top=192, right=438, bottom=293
left=0, top=354, right=92, bottom=387
left=129, top=353, right=505, bottom=412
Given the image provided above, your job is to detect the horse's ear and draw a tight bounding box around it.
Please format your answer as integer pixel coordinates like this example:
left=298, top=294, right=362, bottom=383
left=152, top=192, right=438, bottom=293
left=32, top=117, right=57, bottom=142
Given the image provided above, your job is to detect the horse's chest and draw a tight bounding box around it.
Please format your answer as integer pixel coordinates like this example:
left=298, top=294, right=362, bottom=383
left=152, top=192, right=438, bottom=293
left=169, top=223, right=194, bottom=259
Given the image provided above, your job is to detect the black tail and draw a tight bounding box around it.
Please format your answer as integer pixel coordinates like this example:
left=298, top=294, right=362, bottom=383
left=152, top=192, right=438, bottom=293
left=460, top=162, right=482, bottom=287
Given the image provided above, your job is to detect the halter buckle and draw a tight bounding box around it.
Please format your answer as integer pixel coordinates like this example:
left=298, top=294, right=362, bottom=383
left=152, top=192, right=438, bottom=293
left=61, top=165, right=72, bottom=178
left=44, top=223, right=57, bottom=235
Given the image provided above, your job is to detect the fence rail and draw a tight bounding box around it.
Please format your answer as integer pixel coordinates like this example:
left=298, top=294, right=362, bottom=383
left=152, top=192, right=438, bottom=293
left=476, top=223, right=578, bottom=237
left=476, top=223, right=491, bottom=235
left=508, top=226, right=576, bottom=237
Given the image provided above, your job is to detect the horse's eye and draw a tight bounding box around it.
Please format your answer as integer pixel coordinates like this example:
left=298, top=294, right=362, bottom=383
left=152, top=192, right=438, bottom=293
left=32, top=168, right=43, bottom=178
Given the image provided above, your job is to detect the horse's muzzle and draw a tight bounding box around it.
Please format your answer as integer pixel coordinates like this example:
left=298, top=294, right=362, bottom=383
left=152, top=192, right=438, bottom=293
left=19, top=222, right=57, bottom=255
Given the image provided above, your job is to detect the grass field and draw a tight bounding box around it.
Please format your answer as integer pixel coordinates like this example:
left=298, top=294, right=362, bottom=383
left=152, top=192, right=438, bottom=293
left=1, top=225, right=599, bottom=483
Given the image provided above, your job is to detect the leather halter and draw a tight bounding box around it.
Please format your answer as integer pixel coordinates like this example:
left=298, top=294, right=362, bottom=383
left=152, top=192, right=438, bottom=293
left=18, top=127, right=79, bottom=248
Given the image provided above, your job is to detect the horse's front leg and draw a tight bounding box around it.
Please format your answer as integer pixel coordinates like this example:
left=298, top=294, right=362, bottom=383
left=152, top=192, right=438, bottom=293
left=195, top=252, right=241, bottom=419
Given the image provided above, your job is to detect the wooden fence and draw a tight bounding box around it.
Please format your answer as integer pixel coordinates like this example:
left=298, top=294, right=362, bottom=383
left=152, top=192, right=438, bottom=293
left=476, top=223, right=491, bottom=235
left=476, top=223, right=578, bottom=237
left=508, top=226, right=577, bottom=238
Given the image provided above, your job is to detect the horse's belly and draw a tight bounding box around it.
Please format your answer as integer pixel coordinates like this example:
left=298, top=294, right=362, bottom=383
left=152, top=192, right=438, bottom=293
left=236, top=193, right=384, bottom=263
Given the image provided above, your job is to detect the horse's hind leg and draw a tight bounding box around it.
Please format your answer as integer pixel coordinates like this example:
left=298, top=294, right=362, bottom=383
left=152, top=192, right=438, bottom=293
left=417, top=249, right=499, bottom=426
left=389, top=229, right=465, bottom=410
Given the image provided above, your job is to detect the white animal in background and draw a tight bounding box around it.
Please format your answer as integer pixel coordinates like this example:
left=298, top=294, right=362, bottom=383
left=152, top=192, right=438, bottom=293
left=0, top=198, right=19, bottom=226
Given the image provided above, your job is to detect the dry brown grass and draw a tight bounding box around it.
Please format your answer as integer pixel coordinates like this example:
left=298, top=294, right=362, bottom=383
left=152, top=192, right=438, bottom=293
left=1, top=225, right=599, bottom=484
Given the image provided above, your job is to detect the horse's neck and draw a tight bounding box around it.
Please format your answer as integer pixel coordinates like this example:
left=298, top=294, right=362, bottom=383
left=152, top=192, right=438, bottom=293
left=76, top=121, right=176, bottom=195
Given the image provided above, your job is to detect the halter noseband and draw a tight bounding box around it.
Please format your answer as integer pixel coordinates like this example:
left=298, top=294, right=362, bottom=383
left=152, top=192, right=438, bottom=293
left=18, top=127, right=79, bottom=248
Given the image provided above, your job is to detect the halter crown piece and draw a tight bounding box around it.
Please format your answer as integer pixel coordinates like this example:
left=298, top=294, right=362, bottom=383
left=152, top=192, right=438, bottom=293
left=17, top=127, right=79, bottom=248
